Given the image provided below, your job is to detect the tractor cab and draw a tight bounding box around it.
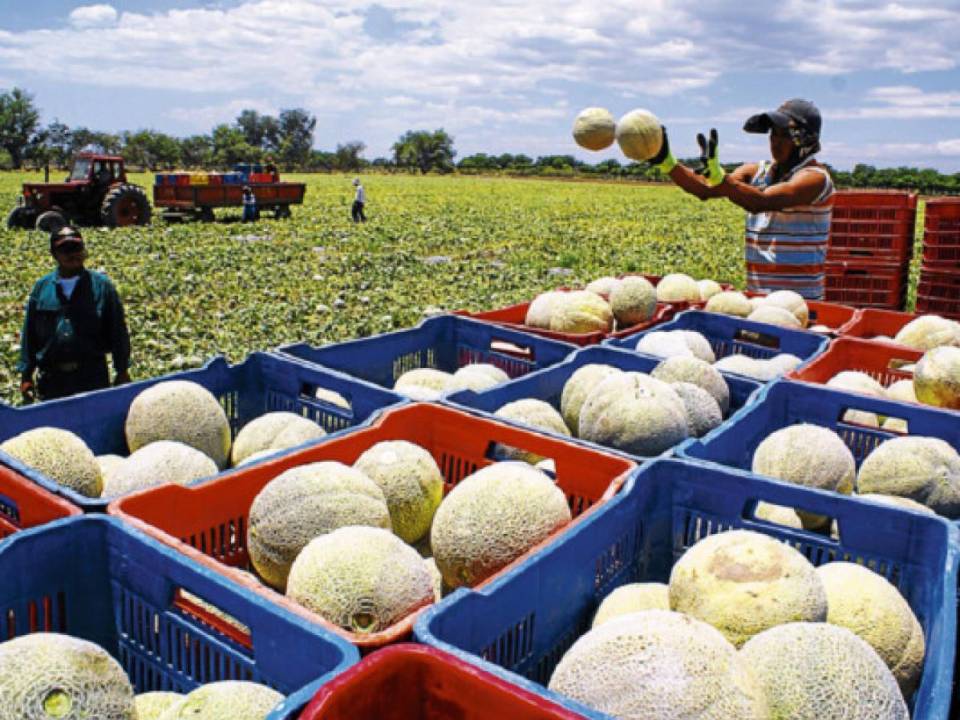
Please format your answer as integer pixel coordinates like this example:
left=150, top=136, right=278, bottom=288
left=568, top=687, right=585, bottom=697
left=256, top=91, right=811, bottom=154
left=7, top=153, right=150, bottom=231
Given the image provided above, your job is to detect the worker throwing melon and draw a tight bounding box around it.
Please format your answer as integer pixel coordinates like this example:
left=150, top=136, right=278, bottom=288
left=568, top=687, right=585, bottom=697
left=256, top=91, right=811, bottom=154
left=573, top=101, right=834, bottom=300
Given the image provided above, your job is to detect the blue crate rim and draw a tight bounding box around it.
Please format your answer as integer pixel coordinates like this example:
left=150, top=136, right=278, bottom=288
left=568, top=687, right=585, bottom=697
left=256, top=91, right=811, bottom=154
left=0, top=352, right=404, bottom=511
left=0, top=514, right=360, bottom=720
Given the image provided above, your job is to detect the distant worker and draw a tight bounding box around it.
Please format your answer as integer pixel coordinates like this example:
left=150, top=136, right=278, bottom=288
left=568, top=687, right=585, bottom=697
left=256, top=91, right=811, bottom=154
left=351, top=178, right=366, bottom=223
left=264, top=157, right=279, bottom=182
left=652, top=99, right=834, bottom=299
left=18, top=226, right=131, bottom=403
left=242, top=185, right=258, bottom=222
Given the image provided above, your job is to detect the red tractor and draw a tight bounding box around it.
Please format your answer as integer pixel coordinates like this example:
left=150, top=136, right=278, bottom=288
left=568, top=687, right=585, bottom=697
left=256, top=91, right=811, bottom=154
left=7, top=153, right=151, bottom=231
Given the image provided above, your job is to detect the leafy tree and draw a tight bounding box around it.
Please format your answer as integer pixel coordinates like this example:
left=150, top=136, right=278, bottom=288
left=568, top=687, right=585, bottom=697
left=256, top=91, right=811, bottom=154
left=392, top=129, right=456, bottom=173
left=0, top=87, right=40, bottom=169
left=236, top=109, right=280, bottom=150
left=276, top=108, right=316, bottom=168
left=334, top=141, right=366, bottom=171
left=44, top=120, right=72, bottom=168
left=179, top=134, right=213, bottom=168
left=211, top=124, right=261, bottom=167
left=122, top=130, right=181, bottom=170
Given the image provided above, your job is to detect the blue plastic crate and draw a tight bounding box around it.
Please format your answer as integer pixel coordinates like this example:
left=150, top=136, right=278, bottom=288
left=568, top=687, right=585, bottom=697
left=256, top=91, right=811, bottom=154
left=415, top=457, right=958, bottom=719
left=680, top=378, right=960, bottom=478
left=279, top=315, right=577, bottom=395
left=444, top=345, right=763, bottom=461
left=0, top=515, right=358, bottom=719
left=0, top=352, right=403, bottom=511
left=606, top=310, right=829, bottom=378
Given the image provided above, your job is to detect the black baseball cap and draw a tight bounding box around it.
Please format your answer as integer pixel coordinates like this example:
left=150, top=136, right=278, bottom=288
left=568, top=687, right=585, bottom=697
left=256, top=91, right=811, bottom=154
left=744, top=99, right=822, bottom=137
left=50, top=226, right=84, bottom=251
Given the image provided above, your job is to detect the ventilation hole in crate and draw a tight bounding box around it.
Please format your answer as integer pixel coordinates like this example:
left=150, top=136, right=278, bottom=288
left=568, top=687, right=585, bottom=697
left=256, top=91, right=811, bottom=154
left=595, top=533, right=631, bottom=592
left=481, top=613, right=535, bottom=670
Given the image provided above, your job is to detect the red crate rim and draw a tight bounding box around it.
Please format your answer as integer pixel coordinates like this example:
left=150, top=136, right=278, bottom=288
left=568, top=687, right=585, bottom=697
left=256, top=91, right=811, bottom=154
left=108, top=402, right=635, bottom=649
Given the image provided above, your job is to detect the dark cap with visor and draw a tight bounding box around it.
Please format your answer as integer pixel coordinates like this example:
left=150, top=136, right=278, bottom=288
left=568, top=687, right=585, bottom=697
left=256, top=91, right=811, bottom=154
left=50, top=226, right=84, bottom=252
left=744, top=99, right=822, bottom=137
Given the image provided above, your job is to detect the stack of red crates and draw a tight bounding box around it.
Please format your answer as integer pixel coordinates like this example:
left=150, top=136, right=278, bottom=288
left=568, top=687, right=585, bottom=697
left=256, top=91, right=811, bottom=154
left=917, top=198, right=960, bottom=318
left=825, top=190, right=917, bottom=310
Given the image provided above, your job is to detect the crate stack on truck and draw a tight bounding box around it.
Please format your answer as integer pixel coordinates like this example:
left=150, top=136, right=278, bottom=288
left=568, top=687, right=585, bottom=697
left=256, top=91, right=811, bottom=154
left=917, top=197, right=960, bottom=317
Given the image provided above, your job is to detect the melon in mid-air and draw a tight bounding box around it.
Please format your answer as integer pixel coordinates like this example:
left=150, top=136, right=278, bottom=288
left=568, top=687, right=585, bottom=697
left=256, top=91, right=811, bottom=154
left=615, top=109, right=664, bottom=161
left=572, top=108, right=616, bottom=151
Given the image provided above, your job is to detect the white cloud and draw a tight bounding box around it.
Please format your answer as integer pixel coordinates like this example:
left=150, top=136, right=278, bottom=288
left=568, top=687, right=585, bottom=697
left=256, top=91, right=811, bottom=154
left=69, top=4, right=118, bottom=29
left=829, top=86, right=960, bottom=120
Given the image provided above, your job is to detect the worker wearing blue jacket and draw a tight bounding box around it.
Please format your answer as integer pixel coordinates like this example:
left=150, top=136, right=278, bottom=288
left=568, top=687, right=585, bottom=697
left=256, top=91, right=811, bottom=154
left=18, top=226, right=131, bottom=402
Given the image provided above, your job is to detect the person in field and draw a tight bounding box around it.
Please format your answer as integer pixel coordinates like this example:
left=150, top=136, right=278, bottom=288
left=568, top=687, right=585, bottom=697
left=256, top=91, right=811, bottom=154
left=652, top=99, right=834, bottom=299
left=18, top=226, right=131, bottom=402
left=242, top=185, right=258, bottom=222
left=352, top=178, right=367, bottom=223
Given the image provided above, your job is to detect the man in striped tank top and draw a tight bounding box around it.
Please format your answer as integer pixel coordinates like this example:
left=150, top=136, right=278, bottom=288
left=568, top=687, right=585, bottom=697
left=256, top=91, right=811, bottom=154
left=650, top=99, right=834, bottom=299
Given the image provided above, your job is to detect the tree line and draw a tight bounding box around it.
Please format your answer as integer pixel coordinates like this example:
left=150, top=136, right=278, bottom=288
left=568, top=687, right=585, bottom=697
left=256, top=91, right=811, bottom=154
left=2, top=87, right=958, bottom=193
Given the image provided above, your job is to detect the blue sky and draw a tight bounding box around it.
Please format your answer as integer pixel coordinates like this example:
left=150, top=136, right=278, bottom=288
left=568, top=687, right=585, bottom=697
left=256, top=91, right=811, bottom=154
left=0, top=1, right=958, bottom=170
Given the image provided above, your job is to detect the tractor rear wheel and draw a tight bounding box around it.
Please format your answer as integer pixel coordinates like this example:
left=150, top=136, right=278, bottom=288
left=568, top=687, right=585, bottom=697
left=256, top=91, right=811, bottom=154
left=101, top=184, right=151, bottom=227
left=35, top=210, right=66, bottom=234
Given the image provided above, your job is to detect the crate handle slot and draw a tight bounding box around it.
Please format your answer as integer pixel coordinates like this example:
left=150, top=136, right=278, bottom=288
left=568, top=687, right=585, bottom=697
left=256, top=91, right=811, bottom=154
left=174, top=588, right=253, bottom=650
left=745, top=500, right=835, bottom=539
left=885, top=358, right=917, bottom=374
left=483, top=441, right=556, bottom=475
left=489, top=338, right=534, bottom=361
left=733, top=328, right=781, bottom=350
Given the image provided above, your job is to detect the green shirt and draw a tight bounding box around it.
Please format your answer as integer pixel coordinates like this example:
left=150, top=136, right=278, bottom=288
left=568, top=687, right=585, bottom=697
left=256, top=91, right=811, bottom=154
left=17, top=269, right=130, bottom=376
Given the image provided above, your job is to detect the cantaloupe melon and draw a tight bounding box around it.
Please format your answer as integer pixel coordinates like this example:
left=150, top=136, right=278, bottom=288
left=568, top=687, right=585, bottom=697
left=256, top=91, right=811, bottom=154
left=856, top=436, right=960, bottom=517
left=157, top=681, right=282, bottom=720
left=573, top=108, right=616, bottom=151
left=1, top=427, right=101, bottom=497
left=609, top=276, right=656, bottom=326
left=231, top=412, right=326, bottom=466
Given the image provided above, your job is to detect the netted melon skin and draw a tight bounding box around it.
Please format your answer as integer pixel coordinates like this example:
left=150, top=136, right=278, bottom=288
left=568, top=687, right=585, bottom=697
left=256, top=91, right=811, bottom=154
left=856, top=436, right=960, bottom=517
left=760, top=290, right=809, bottom=326
left=0, top=633, right=136, bottom=720
left=394, top=368, right=453, bottom=399
left=494, top=399, right=571, bottom=463
left=549, top=291, right=614, bottom=334
left=591, top=583, right=670, bottom=628
left=247, top=461, right=391, bottom=589
left=669, top=530, right=827, bottom=648
left=740, top=622, right=909, bottom=720
left=817, top=562, right=924, bottom=697
left=431, top=462, right=571, bottom=589
left=670, top=382, right=722, bottom=438
left=231, top=412, right=325, bottom=466
left=651, top=356, right=730, bottom=413
left=698, top=279, right=723, bottom=301
left=914, top=346, right=960, bottom=409
left=101, top=440, right=217, bottom=498
left=585, top=276, right=619, bottom=297
left=754, top=502, right=803, bottom=528
left=157, top=681, right=282, bottom=720
left=314, top=387, right=350, bottom=409
left=1, top=427, right=101, bottom=498
left=135, top=692, right=183, bottom=720
left=448, top=363, right=509, bottom=392
left=747, top=305, right=802, bottom=329
left=894, top=314, right=960, bottom=351
left=125, top=380, right=231, bottom=469
left=573, top=108, right=616, bottom=151
left=354, top=440, right=444, bottom=544
left=609, top=276, right=656, bottom=326
left=752, top=424, right=856, bottom=529
left=578, top=372, right=688, bottom=456
left=525, top=291, right=566, bottom=328
left=559, top=364, right=622, bottom=435
left=637, top=330, right=715, bottom=363
left=614, top=109, right=664, bottom=162
left=705, top=291, right=752, bottom=317
left=655, top=273, right=700, bottom=303
left=286, top=526, right=433, bottom=634
left=549, top=610, right=768, bottom=720
left=886, top=379, right=917, bottom=404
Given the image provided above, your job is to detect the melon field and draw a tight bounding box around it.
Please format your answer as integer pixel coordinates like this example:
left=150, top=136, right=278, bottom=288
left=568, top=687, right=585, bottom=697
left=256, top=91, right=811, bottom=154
left=0, top=171, right=924, bottom=404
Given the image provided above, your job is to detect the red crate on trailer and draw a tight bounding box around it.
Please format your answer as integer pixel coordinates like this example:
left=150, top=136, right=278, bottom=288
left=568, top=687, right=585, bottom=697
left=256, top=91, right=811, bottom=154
left=924, top=198, right=960, bottom=242
left=917, top=267, right=960, bottom=303
left=109, top=403, right=636, bottom=652
left=827, top=190, right=918, bottom=261
left=298, top=645, right=584, bottom=719
left=0, top=464, right=79, bottom=540
left=825, top=258, right=908, bottom=310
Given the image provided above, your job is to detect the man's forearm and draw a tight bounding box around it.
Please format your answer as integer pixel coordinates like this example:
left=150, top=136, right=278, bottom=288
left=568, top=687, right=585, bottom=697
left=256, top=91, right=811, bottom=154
left=668, top=164, right=725, bottom=201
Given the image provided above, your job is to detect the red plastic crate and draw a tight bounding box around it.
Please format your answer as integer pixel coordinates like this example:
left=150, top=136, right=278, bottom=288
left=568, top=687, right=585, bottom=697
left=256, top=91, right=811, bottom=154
left=299, top=644, right=583, bottom=719
left=787, top=336, right=922, bottom=390
left=915, top=294, right=960, bottom=320
left=837, top=307, right=919, bottom=343
left=744, top=291, right=858, bottom=334
left=825, top=259, right=908, bottom=309
left=108, top=403, right=635, bottom=651
left=827, top=190, right=918, bottom=260
left=921, top=242, right=960, bottom=267
left=918, top=266, right=960, bottom=301
left=0, top=464, right=80, bottom=540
